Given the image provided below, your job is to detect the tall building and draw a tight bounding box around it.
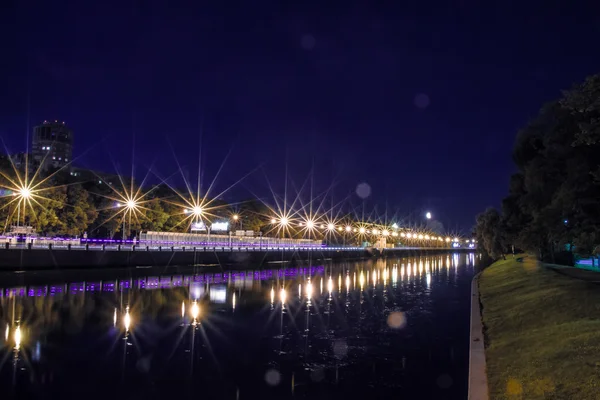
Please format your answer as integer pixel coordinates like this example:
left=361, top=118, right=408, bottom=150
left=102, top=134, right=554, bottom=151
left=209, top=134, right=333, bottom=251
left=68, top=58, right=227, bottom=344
left=32, top=120, right=73, bottom=171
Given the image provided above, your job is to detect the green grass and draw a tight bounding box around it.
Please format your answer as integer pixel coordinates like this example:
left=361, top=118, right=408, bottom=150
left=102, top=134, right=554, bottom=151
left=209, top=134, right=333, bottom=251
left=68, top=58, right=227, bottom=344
left=479, top=257, right=600, bottom=399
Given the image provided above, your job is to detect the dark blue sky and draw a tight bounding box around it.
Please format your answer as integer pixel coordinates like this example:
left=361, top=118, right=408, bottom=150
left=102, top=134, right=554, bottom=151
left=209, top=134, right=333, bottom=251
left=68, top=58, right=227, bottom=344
left=2, top=0, right=599, bottom=232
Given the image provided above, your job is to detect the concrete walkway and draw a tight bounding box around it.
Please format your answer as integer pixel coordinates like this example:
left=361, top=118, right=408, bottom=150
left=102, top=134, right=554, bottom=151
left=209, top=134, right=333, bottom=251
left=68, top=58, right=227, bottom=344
left=468, top=273, right=489, bottom=400
left=545, top=263, right=600, bottom=282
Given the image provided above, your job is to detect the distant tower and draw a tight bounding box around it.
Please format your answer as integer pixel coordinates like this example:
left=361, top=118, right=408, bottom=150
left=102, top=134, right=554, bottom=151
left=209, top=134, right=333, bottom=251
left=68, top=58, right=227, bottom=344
left=32, top=120, right=73, bottom=171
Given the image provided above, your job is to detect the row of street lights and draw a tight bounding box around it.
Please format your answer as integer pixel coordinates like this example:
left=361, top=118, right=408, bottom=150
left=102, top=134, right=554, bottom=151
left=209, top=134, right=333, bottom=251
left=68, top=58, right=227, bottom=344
left=267, top=213, right=474, bottom=244
left=112, top=199, right=469, bottom=243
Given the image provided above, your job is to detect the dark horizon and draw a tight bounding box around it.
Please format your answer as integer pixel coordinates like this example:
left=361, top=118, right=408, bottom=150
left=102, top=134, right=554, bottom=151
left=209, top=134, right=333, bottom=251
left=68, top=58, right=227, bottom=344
left=2, top=1, right=600, bottom=232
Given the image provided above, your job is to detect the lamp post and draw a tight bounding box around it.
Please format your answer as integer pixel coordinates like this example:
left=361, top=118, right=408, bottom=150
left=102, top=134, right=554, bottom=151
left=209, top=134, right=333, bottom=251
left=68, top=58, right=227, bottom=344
left=344, top=225, right=351, bottom=247
left=279, top=217, right=289, bottom=243
left=14, top=187, right=32, bottom=228
left=115, top=202, right=125, bottom=241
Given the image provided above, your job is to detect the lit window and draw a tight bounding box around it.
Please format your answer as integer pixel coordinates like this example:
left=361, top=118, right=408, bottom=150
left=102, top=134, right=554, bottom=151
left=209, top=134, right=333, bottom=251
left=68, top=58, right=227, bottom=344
left=52, top=156, right=56, bottom=160
left=98, top=180, right=102, bottom=184
left=70, top=172, right=73, bottom=176
left=58, top=157, right=62, bottom=160
left=65, top=158, right=68, bottom=161
left=41, top=146, right=45, bottom=150
left=47, top=147, right=50, bottom=151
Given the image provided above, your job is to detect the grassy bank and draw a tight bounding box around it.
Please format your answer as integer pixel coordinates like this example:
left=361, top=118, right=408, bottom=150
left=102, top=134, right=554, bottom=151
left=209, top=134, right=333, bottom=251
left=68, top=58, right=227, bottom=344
left=479, top=257, right=600, bottom=399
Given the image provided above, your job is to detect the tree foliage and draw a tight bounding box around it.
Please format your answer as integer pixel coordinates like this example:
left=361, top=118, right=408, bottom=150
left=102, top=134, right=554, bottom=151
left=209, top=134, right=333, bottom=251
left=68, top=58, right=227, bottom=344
left=475, top=208, right=507, bottom=260
left=477, top=72, right=600, bottom=262
left=57, top=185, right=98, bottom=236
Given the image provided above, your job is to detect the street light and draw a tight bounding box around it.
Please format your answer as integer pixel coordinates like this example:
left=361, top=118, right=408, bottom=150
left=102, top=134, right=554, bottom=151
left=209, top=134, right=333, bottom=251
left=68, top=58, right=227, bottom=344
left=19, top=187, right=31, bottom=199
left=425, top=212, right=432, bottom=220
left=117, top=198, right=140, bottom=241
left=232, top=214, right=241, bottom=230
left=184, top=205, right=203, bottom=217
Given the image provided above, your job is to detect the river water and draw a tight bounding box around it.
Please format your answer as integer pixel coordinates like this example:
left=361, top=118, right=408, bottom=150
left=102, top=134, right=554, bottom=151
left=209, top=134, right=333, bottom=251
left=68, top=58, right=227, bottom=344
left=0, top=253, right=477, bottom=399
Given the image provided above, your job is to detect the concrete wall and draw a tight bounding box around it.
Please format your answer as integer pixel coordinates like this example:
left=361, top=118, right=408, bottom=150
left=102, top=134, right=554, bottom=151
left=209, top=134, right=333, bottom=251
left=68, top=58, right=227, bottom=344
left=0, top=247, right=473, bottom=271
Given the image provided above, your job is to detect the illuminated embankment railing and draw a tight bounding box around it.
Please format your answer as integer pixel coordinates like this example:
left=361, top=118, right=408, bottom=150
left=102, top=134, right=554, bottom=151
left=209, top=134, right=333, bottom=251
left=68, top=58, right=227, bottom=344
left=0, top=233, right=325, bottom=249
left=0, top=231, right=475, bottom=250
left=0, top=266, right=326, bottom=298
left=139, top=231, right=322, bottom=247
left=0, top=241, right=363, bottom=252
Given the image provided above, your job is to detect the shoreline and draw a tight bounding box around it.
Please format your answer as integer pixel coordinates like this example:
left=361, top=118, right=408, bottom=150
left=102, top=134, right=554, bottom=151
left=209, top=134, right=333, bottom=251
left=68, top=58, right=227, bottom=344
left=468, top=272, right=489, bottom=400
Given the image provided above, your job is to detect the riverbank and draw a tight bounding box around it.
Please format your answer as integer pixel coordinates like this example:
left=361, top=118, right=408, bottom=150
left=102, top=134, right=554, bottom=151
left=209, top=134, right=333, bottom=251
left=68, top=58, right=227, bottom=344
left=479, top=257, right=600, bottom=399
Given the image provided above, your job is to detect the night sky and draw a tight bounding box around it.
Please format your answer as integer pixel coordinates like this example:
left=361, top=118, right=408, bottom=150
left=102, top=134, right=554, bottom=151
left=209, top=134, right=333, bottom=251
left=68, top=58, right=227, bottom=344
left=2, top=1, right=600, bottom=232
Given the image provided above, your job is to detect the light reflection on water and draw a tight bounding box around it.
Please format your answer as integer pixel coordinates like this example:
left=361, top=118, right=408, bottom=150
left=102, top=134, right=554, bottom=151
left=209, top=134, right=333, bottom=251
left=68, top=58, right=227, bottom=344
left=0, top=253, right=477, bottom=398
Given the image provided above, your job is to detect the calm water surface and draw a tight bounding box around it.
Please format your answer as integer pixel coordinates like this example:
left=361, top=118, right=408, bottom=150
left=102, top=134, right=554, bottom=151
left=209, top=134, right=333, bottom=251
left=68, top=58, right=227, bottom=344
left=0, top=253, right=477, bottom=399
